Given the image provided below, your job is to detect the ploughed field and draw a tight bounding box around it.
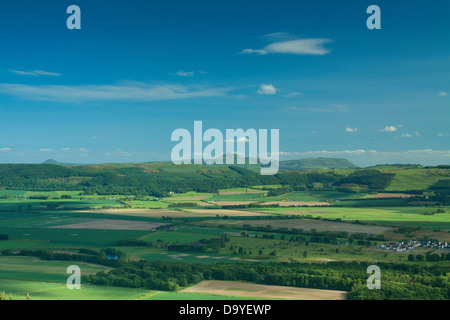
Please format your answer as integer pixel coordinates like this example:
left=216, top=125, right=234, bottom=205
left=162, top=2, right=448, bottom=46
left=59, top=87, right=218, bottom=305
left=183, top=280, right=347, bottom=300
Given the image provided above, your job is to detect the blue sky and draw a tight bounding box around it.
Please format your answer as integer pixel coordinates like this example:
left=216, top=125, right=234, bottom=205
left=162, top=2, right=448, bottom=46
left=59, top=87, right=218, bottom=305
left=0, top=0, right=448, bottom=166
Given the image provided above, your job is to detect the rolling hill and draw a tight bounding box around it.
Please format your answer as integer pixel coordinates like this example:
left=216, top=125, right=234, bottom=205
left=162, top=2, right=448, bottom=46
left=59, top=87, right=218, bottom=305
left=279, top=158, right=358, bottom=171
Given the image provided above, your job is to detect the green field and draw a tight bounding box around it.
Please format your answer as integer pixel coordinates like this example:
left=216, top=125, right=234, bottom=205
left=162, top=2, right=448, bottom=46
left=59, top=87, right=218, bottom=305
left=0, top=174, right=448, bottom=300
left=0, top=279, right=251, bottom=300
left=0, top=226, right=149, bottom=248
left=145, top=291, right=249, bottom=300
left=385, top=168, right=450, bottom=191
left=254, top=206, right=450, bottom=227
left=0, top=256, right=109, bottom=282
left=0, top=278, right=154, bottom=300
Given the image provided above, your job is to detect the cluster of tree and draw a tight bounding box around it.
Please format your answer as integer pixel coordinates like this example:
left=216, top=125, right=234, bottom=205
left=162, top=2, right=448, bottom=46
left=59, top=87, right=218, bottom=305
left=114, top=239, right=153, bottom=247
left=27, top=195, right=51, bottom=200
left=408, top=253, right=450, bottom=262
left=167, top=244, right=204, bottom=253
left=0, top=234, right=9, bottom=241
left=429, top=179, right=450, bottom=191
left=427, top=192, right=449, bottom=205
left=267, top=186, right=293, bottom=197
left=167, top=237, right=228, bottom=253
left=337, top=170, right=395, bottom=189
left=168, top=202, right=198, bottom=208
left=221, top=203, right=280, bottom=209
left=0, top=249, right=126, bottom=267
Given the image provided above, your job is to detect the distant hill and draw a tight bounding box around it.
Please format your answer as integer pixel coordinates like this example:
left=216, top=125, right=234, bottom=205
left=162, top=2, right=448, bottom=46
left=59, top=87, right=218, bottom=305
left=42, top=159, right=81, bottom=166
left=0, top=159, right=448, bottom=195
left=42, top=159, right=63, bottom=165
left=208, top=155, right=357, bottom=171
left=42, top=156, right=357, bottom=171
left=279, top=158, right=358, bottom=171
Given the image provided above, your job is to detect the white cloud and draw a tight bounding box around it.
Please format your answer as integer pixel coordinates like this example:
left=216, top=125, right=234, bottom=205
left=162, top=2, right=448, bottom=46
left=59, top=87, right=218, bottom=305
left=39, top=149, right=54, bottom=152
left=0, top=148, right=11, bottom=152
left=379, top=125, right=398, bottom=132
left=241, top=37, right=332, bottom=56
left=175, top=71, right=195, bottom=77
left=224, top=137, right=250, bottom=143
left=0, top=82, right=231, bottom=102
left=10, top=70, right=61, bottom=77
left=345, top=127, right=358, bottom=132
left=437, top=133, right=449, bottom=137
left=240, top=49, right=267, bottom=55
left=400, top=132, right=421, bottom=138
left=257, top=84, right=277, bottom=95
left=438, top=91, right=447, bottom=97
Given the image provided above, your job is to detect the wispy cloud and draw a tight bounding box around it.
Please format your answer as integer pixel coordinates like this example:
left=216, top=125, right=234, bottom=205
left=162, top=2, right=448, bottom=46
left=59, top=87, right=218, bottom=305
left=174, top=71, right=195, bottom=77
left=257, top=84, right=277, bottom=95
left=345, top=127, right=358, bottom=132
left=0, top=147, right=11, bottom=152
left=105, top=148, right=133, bottom=157
left=241, top=34, right=332, bottom=56
left=61, top=147, right=89, bottom=153
left=10, top=70, right=61, bottom=77
left=400, top=132, right=421, bottom=138
left=0, top=82, right=231, bottom=102
left=438, top=91, right=447, bottom=97
left=282, top=92, right=303, bottom=98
